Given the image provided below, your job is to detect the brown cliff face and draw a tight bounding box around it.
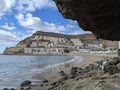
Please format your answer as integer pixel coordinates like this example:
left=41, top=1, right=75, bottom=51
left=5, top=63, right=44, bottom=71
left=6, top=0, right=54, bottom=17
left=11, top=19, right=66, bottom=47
left=16, top=36, right=34, bottom=48
left=54, top=0, right=120, bottom=40
left=3, top=47, right=24, bottom=54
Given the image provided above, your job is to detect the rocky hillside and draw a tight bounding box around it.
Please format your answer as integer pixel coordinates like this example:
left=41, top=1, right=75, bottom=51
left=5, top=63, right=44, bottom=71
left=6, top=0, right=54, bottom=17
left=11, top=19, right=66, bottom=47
left=3, top=31, right=118, bottom=54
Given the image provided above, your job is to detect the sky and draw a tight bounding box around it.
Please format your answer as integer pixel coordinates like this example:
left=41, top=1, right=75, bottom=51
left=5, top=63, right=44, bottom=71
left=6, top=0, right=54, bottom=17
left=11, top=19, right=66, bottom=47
left=0, top=0, right=91, bottom=53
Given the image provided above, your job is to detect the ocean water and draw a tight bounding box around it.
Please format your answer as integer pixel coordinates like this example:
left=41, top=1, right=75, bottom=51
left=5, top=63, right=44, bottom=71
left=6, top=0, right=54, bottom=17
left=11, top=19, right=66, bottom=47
left=0, top=55, right=82, bottom=89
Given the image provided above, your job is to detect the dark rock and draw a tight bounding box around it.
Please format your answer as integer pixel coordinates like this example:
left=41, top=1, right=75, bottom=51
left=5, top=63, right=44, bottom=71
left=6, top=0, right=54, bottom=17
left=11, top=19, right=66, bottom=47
left=83, top=66, right=91, bottom=73
left=20, top=86, right=31, bottom=90
left=78, top=68, right=84, bottom=75
left=112, top=57, right=120, bottom=61
left=50, top=79, right=63, bottom=88
left=54, top=0, right=120, bottom=40
left=20, top=87, right=24, bottom=90
left=104, top=65, right=120, bottom=75
left=70, top=65, right=98, bottom=78
left=48, top=87, right=54, bottom=90
left=20, top=80, right=32, bottom=87
left=58, top=71, right=66, bottom=76
left=110, top=57, right=120, bottom=65
left=70, top=67, right=79, bottom=77
left=89, top=64, right=96, bottom=71
left=10, top=88, right=16, bottom=90
left=42, top=79, right=49, bottom=83
left=94, top=65, right=100, bottom=71
left=48, top=87, right=57, bottom=90
left=51, top=82, right=59, bottom=88
left=40, top=84, right=44, bottom=87
left=51, top=82, right=57, bottom=86
left=2, top=88, right=8, bottom=90
left=61, top=74, right=68, bottom=80
left=45, top=84, right=49, bottom=86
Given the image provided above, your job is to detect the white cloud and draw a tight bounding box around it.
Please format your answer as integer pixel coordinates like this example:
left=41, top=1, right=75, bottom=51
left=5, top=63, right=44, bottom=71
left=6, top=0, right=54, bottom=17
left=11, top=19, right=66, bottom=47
left=70, top=30, right=92, bottom=35
left=0, top=0, right=16, bottom=17
left=1, top=23, right=16, bottom=30
left=0, top=0, right=56, bottom=18
left=66, top=24, right=75, bottom=30
left=0, top=30, right=20, bottom=45
left=16, top=13, right=66, bottom=33
left=16, top=0, right=56, bottom=12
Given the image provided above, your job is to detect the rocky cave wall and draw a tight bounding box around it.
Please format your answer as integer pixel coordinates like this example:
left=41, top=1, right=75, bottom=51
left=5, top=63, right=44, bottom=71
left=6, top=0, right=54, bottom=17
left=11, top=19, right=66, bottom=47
left=54, top=0, right=120, bottom=41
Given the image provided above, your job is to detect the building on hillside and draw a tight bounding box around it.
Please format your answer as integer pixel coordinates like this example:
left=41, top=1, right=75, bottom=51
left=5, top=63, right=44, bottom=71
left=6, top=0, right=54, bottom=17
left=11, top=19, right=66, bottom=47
left=24, top=48, right=64, bottom=55
left=87, top=44, right=103, bottom=50
left=30, top=39, right=54, bottom=48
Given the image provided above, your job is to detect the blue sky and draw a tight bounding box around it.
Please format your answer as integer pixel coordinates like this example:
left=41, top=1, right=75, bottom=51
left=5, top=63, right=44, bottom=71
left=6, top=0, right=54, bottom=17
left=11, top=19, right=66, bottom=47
left=0, top=0, right=91, bottom=53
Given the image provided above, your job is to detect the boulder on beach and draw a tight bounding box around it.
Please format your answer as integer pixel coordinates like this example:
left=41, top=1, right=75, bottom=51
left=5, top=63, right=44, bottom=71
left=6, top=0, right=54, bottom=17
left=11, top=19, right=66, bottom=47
left=20, top=80, right=32, bottom=87
left=42, top=79, right=49, bottom=83
left=3, top=88, right=16, bottom=90
left=110, top=57, right=120, bottom=66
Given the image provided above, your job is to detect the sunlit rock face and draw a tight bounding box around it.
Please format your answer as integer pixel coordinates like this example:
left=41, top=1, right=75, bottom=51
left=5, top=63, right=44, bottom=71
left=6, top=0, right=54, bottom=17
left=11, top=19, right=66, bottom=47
left=54, top=0, right=120, bottom=40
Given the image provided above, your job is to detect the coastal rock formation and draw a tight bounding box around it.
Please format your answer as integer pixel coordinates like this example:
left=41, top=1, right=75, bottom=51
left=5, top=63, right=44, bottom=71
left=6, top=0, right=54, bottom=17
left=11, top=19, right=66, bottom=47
left=3, top=47, right=24, bottom=54
left=54, top=0, right=120, bottom=40
left=3, top=31, right=118, bottom=54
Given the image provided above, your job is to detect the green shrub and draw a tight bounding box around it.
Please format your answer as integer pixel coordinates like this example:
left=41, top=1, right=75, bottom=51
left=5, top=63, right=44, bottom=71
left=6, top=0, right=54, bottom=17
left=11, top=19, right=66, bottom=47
left=64, top=49, right=70, bottom=53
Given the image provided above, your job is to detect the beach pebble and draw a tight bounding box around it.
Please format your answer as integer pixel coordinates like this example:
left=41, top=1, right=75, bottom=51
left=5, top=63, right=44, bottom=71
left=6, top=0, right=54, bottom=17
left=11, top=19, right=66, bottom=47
left=70, top=67, right=79, bottom=77
left=48, top=87, right=54, bottom=90
left=20, top=86, right=31, bottom=90
left=61, top=74, right=68, bottom=80
left=10, top=88, right=16, bottom=90
left=58, top=71, right=66, bottom=76
left=50, top=81, right=61, bottom=87
left=77, top=68, right=84, bottom=75
left=20, top=80, right=32, bottom=87
left=42, top=79, right=49, bottom=83
left=2, top=88, right=8, bottom=90
left=51, top=82, right=57, bottom=86
left=40, top=84, right=44, bottom=87
left=89, top=64, right=96, bottom=71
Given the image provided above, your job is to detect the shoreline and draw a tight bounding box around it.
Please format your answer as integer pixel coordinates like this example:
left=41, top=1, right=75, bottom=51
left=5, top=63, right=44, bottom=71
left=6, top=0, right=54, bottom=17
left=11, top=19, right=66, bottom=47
left=2, top=53, right=119, bottom=90
left=26, top=53, right=113, bottom=90
left=1, top=51, right=118, bottom=56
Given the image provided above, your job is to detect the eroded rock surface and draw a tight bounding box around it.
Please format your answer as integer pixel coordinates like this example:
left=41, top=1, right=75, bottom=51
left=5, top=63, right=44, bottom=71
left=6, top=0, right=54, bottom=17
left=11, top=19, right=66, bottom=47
left=54, top=0, right=120, bottom=40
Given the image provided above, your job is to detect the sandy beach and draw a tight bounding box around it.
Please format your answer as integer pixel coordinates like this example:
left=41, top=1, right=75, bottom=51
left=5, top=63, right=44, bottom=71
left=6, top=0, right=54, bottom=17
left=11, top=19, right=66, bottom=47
left=21, top=53, right=120, bottom=90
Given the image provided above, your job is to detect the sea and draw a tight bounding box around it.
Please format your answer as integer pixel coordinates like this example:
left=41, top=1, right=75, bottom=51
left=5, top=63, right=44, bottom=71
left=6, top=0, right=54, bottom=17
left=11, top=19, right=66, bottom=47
left=0, top=55, right=82, bottom=89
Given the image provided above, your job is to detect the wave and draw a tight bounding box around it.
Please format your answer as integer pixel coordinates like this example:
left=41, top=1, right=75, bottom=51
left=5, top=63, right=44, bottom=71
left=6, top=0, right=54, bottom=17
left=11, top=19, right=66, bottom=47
left=30, top=56, right=83, bottom=74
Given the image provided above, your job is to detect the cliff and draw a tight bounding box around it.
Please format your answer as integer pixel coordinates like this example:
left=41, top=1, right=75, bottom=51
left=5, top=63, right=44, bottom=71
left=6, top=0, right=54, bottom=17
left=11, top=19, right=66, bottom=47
left=3, top=31, right=118, bottom=54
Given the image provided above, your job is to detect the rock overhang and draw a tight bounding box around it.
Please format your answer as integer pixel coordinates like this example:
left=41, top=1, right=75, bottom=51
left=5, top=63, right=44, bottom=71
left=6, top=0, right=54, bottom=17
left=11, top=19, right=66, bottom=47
left=54, top=0, right=120, bottom=41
